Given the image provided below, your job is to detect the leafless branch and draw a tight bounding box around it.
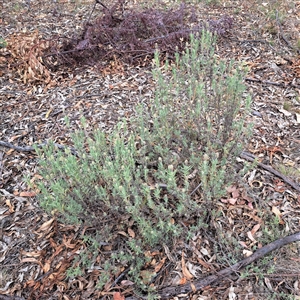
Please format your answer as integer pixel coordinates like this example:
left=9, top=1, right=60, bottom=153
left=245, top=77, right=300, bottom=89
left=240, top=151, right=300, bottom=192
left=0, top=140, right=78, bottom=156
left=158, top=231, right=300, bottom=299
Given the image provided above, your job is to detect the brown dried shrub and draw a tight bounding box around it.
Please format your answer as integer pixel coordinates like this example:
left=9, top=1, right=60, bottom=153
left=48, top=0, right=233, bottom=68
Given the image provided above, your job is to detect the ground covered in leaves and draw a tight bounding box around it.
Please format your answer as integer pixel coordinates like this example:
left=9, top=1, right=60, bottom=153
left=1, top=0, right=300, bottom=299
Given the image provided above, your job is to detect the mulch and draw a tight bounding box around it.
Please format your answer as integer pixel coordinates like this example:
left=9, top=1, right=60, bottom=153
left=0, top=0, right=300, bottom=299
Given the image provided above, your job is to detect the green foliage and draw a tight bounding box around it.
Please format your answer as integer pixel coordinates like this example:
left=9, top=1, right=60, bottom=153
left=276, top=162, right=300, bottom=179
left=261, top=215, right=283, bottom=244
left=240, top=213, right=284, bottom=295
left=66, top=265, right=83, bottom=278
left=143, top=32, right=252, bottom=203
left=0, top=37, right=7, bottom=48
left=32, top=30, right=252, bottom=293
left=199, top=0, right=221, bottom=5
left=296, top=39, right=300, bottom=51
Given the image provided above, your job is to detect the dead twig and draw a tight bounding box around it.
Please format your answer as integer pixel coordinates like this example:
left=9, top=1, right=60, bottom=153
left=245, top=77, right=300, bottom=89
left=0, top=140, right=78, bottom=156
left=0, top=151, right=4, bottom=181
left=0, top=296, right=26, bottom=300
left=275, top=10, right=299, bottom=54
left=240, top=151, right=300, bottom=192
left=247, top=272, right=300, bottom=278
left=86, top=0, right=109, bottom=24
left=158, top=231, right=300, bottom=299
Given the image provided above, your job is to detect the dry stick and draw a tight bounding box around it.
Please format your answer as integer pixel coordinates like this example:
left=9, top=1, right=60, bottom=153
left=240, top=151, right=300, bottom=192
left=157, top=231, right=300, bottom=299
left=245, top=77, right=300, bottom=89
left=86, top=0, right=98, bottom=24
left=275, top=10, right=300, bottom=54
left=0, top=141, right=78, bottom=156
left=43, top=46, right=97, bottom=58
left=0, top=296, right=25, bottom=300
left=248, top=272, right=300, bottom=278
left=87, top=0, right=110, bottom=25
left=0, top=151, right=4, bottom=180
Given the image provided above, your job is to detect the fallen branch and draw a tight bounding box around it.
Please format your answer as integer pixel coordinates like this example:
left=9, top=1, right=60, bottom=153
left=157, top=231, right=300, bottom=299
left=240, top=151, right=300, bottom=192
left=245, top=77, right=300, bottom=89
left=0, top=296, right=25, bottom=300
left=0, top=141, right=78, bottom=156
left=0, top=151, right=4, bottom=180
left=275, top=10, right=300, bottom=54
